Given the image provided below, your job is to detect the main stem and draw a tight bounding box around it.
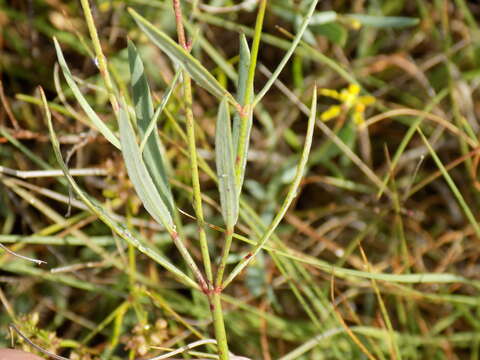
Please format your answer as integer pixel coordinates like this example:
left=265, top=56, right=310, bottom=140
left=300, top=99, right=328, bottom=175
left=182, top=74, right=213, bottom=285
left=172, top=1, right=229, bottom=358
left=172, top=0, right=212, bottom=285
left=212, top=290, right=229, bottom=360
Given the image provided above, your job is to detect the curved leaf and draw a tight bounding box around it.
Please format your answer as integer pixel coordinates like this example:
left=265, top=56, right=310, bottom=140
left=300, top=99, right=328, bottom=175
left=117, top=100, right=174, bottom=233
left=128, top=8, right=239, bottom=108
left=40, top=88, right=197, bottom=289
left=128, top=40, right=174, bottom=213
left=53, top=37, right=121, bottom=149
left=223, top=87, right=317, bottom=288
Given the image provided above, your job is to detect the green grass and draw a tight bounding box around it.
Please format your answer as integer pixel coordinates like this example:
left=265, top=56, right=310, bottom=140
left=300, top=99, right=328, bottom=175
left=1, top=0, right=480, bottom=359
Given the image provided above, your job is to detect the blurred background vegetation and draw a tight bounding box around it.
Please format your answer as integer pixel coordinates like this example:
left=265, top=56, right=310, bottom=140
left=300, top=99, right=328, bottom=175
left=2, top=0, right=480, bottom=359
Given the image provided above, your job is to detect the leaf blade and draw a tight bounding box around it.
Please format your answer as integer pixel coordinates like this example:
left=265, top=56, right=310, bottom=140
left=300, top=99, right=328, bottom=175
left=216, top=98, right=238, bottom=228
left=232, top=34, right=252, bottom=195
left=40, top=88, right=197, bottom=289
left=53, top=37, right=121, bottom=149
left=346, top=14, right=419, bottom=28
left=128, top=8, right=239, bottom=108
left=223, top=87, right=317, bottom=288
left=117, top=100, right=174, bottom=232
left=128, top=40, right=175, bottom=213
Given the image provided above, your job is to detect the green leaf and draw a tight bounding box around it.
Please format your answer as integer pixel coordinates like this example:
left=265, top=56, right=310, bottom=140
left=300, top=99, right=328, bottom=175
left=216, top=98, right=238, bottom=228
left=128, top=40, right=174, bottom=213
left=223, top=87, right=317, bottom=288
left=140, top=70, right=181, bottom=153
left=346, top=14, right=419, bottom=28
left=117, top=100, right=174, bottom=232
left=233, top=34, right=252, bottom=170
left=236, top=33, right=251, bottom=108
left=311, top=23, right=348, bottom=46
left=128, top=8, right=239, bottom=108
left=40, top=88, right=197, bottom=290
left=53, top=37, right=121, bottom=150
left=253, top=0, right=320, bottom=106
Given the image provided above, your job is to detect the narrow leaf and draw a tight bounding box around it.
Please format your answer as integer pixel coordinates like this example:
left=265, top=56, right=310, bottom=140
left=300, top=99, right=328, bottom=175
left=346, top=14, right=419, bottom=28
left=128, top=40, right=174, bottom=213
left=53, top=37, right=121, bottom=149
left=140, top=70, right=181, bottom=153
left=40, top=88, right=197, bottom=289
left=117, top=100, right=174, bottom=232
left=233, top=34, right=252, bottom=185
left=309, top=11, right=338, bottom=25
left=128, top=8, right=239, bottom=108
left=253, top=0, right=319, bottom=106
left=216, top=98, right=238, bottom=228
left=418, top=128, right=480, bottom=238
left=223, top=87, right=317, bottom=288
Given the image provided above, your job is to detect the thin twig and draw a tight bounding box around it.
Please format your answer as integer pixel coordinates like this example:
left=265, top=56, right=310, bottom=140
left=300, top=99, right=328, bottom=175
left=147, top=339, right=217, bottom=360
left=0, top=166, right=107, bottom=179
left=0, top=80, right=20, bottom=129
left=8, top=324, right=70, bottom=360
left=0, top=243, right=46, bottom=265
left=195, top=0, right=257, bottom=14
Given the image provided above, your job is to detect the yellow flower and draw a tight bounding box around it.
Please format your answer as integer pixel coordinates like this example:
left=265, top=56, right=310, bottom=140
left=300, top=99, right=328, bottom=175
left=318, top=83, right=375, bottom=125
left=320, top=105, right=341, bottom=121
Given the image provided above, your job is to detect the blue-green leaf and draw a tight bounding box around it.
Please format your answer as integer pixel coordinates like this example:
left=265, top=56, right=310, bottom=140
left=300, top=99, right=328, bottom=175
left=129, top=8, right=239, bottom=108
left=41, top=88, right=197, bottom=289
left=117, top=100, right=174, bottom=232
left=128, top=40, right=174, bottom=213
left=216, top=98, right=238, bottom=228
left=346, top=14, right=419, bottom=28
left=310, top=11, right=338, bottom=25
left=53, top=37, right=121, bottom=150
left=233, top=33, right=252, bottom=177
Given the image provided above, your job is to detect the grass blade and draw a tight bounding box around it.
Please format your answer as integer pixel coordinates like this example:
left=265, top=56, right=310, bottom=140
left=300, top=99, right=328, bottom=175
left=40, top=87, right=198, bottom=290
left=128, top=40, right=175, bottom=213
left=53, top=37, right=121, bottom=150
left=346, top=14, right=419, bottom=28
left=223, top=87, right=317, bottom=288
left=216, top=98, right=238, bottom=228
left=253, top=0, right=319, bottom=106
left=117, top=99, right=174, bottom=233
left=417, top=128, right=480, bottom=238
left=128, top=8, right=239, bottom=109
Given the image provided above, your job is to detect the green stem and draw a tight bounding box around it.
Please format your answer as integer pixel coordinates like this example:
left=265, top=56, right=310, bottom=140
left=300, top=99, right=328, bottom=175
left=79, top=0, right=118, bottom=113
left=215, top=227, right=233, bottom=288
left=171, top=0, right=213, bottom=286
left=212, top=291, right=229, bottom=360
left=182, top=73, right=213, bottom=285
left=235, top=0, right=267, bottom=188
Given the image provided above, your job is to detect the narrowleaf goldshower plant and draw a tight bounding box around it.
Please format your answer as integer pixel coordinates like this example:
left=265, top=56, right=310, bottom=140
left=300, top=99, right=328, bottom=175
left=41, top=0, right=318, bottom=358
left=6, top=1, right=480, bottom=358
